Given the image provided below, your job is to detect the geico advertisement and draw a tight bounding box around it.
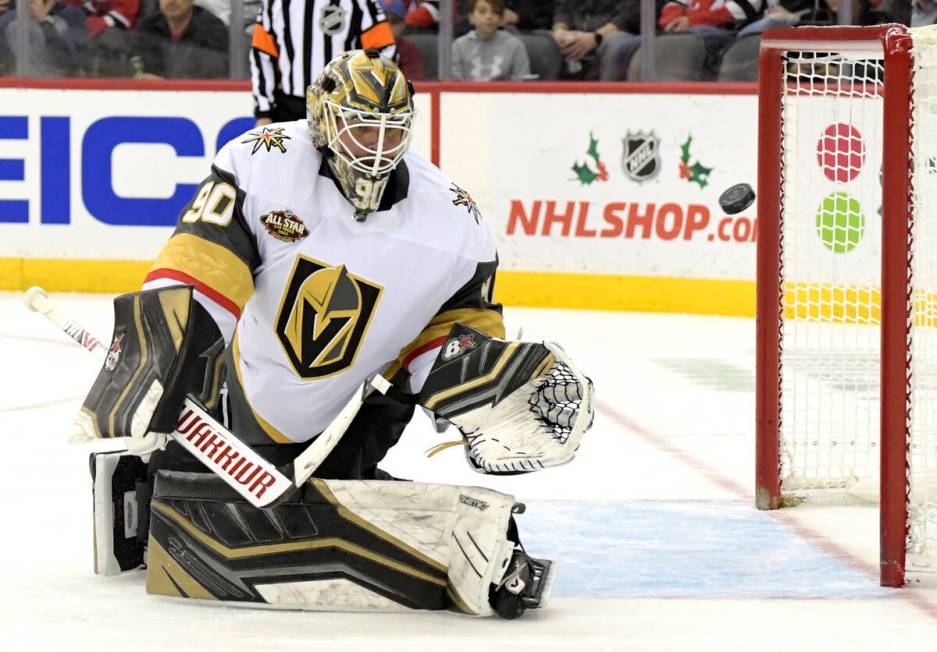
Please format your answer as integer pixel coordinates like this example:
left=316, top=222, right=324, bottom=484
left=441, top=92, right=759, bottom=279
left=0, top=87, right=432, bottom=260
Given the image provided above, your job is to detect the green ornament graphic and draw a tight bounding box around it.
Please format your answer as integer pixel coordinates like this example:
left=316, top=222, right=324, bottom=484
left=816, top=192, right=865, bottom=253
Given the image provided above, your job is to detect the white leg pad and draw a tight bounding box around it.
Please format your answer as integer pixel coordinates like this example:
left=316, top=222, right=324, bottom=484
left=319, top=479, right=517, bottom=616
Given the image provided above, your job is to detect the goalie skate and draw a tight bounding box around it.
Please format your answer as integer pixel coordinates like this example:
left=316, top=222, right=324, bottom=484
left=490, top=546, right=556, bottom=619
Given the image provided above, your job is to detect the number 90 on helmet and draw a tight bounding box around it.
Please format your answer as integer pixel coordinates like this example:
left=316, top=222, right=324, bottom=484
left=307, top=49, right=416, bottom=221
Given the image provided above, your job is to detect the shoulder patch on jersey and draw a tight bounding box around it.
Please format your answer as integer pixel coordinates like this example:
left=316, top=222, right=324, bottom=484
left=241, top=127, right=291, bottom=155
left=450, top=183, right=481, bottom=224
left=260, top=210, right=309, bottom=242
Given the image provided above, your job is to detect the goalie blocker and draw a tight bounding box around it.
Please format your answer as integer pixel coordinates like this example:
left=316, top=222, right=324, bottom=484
left=71, top=285, right=225, bottom=447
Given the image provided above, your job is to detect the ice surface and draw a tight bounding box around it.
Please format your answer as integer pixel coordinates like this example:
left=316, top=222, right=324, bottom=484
left=3, top=293, right=937, bottom=651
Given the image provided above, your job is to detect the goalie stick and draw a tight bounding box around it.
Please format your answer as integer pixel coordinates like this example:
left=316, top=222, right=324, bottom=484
left=22, top=286, right=387, bottom=509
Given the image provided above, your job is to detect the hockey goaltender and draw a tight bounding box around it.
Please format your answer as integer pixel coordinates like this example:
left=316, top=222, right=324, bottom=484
left=70, top=49, right=594, bottom=620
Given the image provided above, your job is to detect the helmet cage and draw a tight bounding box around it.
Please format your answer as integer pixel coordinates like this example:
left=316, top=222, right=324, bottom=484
left=322, top=100, right=413, bottom=177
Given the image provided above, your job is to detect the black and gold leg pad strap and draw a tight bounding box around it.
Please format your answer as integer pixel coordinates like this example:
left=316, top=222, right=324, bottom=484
left=146, top=471, right=519, bottom=616
left=71, top=286, right=225, bottom=442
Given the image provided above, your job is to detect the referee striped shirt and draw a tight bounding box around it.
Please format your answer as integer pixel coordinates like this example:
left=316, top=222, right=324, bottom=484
left=250, top=0, right=396, bottom=118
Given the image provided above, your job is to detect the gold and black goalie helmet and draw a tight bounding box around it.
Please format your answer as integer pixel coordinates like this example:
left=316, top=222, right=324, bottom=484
left=307, top=49, right=415, bottom=220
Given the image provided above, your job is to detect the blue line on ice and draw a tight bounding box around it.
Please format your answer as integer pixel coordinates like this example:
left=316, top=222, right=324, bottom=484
left=519, top=500, right=887, bottom=599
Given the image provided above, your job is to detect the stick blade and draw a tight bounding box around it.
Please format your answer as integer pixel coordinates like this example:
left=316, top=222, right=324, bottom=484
left=23, top=286, right=50, bottom=312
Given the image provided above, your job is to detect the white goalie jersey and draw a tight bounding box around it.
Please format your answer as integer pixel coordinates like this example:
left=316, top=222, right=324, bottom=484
left=144, top=120, right=505, bottom=445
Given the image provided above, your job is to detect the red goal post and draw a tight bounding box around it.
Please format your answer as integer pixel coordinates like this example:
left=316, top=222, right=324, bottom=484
left=754, top=24, right=933, bottom=588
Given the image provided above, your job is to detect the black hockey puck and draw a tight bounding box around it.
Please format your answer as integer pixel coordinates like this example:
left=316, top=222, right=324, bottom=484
left=719, top=183, right=756, bottom=215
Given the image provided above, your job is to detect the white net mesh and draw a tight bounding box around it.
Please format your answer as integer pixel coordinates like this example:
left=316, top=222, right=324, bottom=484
left=908, top=26, right=937, bottom=572
left=779, top=48, right=885, bottom=494
left=776, top=26, right=937, bottom=576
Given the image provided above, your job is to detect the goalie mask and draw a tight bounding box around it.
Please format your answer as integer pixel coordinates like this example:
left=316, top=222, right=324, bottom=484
left=307, top=49, right=415, bottom=221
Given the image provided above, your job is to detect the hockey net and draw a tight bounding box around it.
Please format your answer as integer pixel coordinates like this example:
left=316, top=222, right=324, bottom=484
left=756, top=24, right=937, bottom=587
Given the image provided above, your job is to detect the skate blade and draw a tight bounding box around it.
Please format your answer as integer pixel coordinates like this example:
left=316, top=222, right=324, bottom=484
left=522, top=557, right=556, bottom=609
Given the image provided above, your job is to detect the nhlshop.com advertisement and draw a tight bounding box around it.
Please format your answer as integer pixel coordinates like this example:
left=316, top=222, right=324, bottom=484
left=440, top=92, right=759, bottom=283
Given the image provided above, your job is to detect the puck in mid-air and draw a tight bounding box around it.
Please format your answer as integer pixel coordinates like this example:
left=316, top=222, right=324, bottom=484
left=719, top=183, right=756, bottom=215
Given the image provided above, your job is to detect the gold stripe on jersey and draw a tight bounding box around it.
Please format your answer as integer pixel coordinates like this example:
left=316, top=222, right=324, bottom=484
left=150, top=499, right=447, bottom=587
left=150, top=233, right=254, bottom=315
left=231, top=331, right=293, bottom=444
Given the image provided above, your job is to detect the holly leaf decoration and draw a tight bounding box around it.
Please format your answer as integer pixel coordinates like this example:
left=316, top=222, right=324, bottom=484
left=688, top=161, right=713, bottom=188
left=587, top=132, right=601, bottom=164
left=680, top=135, right=692, bottom=164
left=572, top=162, right=599, bottom=185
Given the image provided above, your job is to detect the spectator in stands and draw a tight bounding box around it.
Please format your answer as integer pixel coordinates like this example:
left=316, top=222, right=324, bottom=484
left=61, top=0, right=135, bottom=33
left=59, top=0, right=138, bottom=76
left=452, top=0, right=530, bottom=80
left=552, top=0, right=640, bottom=81
left=194, top=0, right=260, bottom=25
left=736, top=0, right=834, bottom=36
left=912, top=0, right=937, bottom=25
left=406, top=0, right=441, bottom=30
left=736, top=1, right=804, bottom=35
left=384, top=0, right=425, bottom=79
left=0, top=0, right=88, bottom=76
left=132, top=0, right=228, bottom=78
left=502, top=0, right=561, bottom=80
left=658, top=0, right=762, bottom=71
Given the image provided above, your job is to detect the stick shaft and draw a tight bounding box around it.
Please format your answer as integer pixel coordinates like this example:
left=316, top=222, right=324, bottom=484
left=24, top=287, right=109, bottom=359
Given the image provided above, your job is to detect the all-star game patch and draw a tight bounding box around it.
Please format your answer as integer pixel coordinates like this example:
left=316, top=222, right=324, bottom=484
left=260, top=210, right=309, bottom=242
left=242, top=127, right=291, bottom=155
left=450, top=183, right=481, bottom=223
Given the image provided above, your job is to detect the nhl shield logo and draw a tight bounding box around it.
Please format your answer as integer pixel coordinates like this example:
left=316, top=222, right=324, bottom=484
left=320, top=6, right=346, bottom=36
left=621, top=131, right=661, bottom=183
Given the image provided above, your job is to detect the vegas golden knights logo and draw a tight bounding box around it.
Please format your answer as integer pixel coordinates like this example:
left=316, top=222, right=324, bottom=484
left=275, top=256, right=382, bottom=379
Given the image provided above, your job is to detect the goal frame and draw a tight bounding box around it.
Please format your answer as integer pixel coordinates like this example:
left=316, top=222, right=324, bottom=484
left=754, top=24, right=914, bottom=588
